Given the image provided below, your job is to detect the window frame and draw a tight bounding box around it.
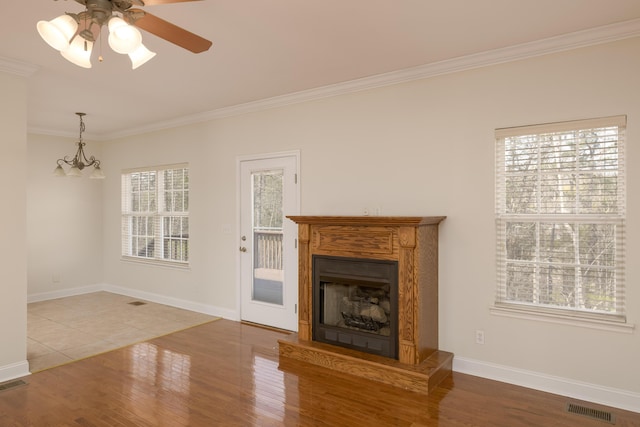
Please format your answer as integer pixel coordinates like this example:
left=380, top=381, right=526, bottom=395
left=121, top=163, right=190, bottom=268
left=493, top=116, right=630, bottom=330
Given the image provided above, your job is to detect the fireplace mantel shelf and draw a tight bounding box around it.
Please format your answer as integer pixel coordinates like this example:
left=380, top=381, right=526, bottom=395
left=287, top=216, right=446, bottom=227
left=279, top=215, right=453, bottom=395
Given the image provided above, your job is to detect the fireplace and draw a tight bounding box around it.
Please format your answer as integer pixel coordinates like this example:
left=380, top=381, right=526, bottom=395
left=278, top=216, right=453, bottom=395
left=313, top=255, right=398, bottom=358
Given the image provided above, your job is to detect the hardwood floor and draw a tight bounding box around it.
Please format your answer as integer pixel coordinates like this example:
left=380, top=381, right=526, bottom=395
left=1, top=319, right=638, bottom=426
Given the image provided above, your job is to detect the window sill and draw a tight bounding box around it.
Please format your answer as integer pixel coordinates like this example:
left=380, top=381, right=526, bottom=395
left=490, top=304, right=635, bottom=334
left=120, top=256, right=190, bottom=271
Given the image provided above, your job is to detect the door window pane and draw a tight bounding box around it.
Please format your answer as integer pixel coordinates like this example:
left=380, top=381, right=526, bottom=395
left=252, top=170, right=284, bottom=305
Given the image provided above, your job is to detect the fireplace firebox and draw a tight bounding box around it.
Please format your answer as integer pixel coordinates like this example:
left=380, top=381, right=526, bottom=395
left=313, top=255, right=398, bottom=358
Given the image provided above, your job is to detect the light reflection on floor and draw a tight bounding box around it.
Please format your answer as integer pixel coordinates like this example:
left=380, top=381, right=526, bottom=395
left=127, top=342, right=192, bottom=424
left=252, top=353, right=286, bottom=423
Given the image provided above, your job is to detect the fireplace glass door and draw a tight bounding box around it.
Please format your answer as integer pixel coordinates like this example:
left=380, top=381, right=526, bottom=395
left=313, top=256, right=398, bottom=359
left=320, top=282, right=391, bottom=336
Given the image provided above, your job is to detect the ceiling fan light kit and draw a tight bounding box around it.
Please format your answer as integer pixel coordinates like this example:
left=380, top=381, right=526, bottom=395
left=37, top=0, right=212, bottom=70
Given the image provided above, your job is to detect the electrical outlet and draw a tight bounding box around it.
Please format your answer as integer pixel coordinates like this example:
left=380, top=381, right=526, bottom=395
left=475, top=329, right=485, bottom=345
left=374, top=207, right=381, bottom=216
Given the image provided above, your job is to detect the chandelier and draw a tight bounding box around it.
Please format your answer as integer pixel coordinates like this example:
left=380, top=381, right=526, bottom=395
left=37, top=0, right=156, bottom=69
left=54, top=113, right=105, bottom=179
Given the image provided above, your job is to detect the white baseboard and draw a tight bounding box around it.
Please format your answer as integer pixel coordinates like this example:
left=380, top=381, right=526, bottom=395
left=0, top=360, right=30, bottom=383
left=27, top=284, right=104, bottom=303
left=454, top=356, right=640, bottom=414
left=102, top=284, right=238, bottom=320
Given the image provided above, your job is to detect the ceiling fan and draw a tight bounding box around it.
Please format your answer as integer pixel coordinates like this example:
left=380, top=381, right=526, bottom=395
left=37, top=0, right=212, bottom=69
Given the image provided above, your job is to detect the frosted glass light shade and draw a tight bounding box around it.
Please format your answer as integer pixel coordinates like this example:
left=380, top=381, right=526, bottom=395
left=108, top=17, right=142, bottom=54
left=61, top=35, right=93, bottom=68
left=129, top=44, right=156, bottom=69
left=37, top=15, right=78, bottom=51
left=67, top=166, right=82, bottom=177
left=89, top=166, right=105, bottom=179
left=53, top=164, right=67, bottom=177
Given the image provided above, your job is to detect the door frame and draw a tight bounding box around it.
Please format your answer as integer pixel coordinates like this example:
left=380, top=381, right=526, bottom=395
left=235, top=150, right=300, bottom=329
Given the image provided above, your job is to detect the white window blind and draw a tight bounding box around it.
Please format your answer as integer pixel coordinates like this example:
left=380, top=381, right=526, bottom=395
left=121, top=164, right=189, bottom=265
left=495, top=116, right=626, bottom=322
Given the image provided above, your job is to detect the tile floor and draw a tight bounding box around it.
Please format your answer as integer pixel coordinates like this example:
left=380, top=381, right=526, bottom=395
left=27, top=291, right=219, bottom=372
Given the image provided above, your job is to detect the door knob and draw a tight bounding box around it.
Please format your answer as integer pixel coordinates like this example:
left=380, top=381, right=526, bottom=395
left=239, top=246, right=247, bottom=252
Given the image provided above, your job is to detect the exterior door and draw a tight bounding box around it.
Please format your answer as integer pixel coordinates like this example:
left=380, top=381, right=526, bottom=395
left=239, top=153, right=299, bottom=331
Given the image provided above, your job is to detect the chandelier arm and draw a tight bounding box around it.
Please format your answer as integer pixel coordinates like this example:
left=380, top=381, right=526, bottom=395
left=78, top=143, right=88, bottom=163
left=76, top=142, right=100, bottom=168
left=82, top=154, right=99, bottom=168
left=61, top=153, right=80, bottom=166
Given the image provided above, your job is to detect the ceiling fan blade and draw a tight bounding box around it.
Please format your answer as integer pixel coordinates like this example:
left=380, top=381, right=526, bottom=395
left=142, top=0, right=203, bottom=5
left=127, top=9, right=212, bottom=53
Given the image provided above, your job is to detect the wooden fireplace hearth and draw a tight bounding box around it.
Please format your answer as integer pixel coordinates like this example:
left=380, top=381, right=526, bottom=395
left=278, top=216, right=453, bottom=394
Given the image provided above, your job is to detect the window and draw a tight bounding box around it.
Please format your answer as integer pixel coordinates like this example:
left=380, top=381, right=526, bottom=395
left=495, top=116, right=626, bottom=323
left=121, top=164, right=189, bottom=265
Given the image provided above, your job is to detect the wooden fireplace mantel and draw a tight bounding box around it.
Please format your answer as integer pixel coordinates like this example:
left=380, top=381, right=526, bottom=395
left=279, top=215, right=453, bottom=394
left=285, top=216, right=446, bottom=227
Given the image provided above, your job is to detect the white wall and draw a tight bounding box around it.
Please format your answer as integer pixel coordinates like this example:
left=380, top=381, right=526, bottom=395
left=27, top=134, right=103, bottom=298
left=100, top=127, right=235, bottom=314
left=24, top=37, right=639, bottom=408
left=0, top=71, right=29, bottom=380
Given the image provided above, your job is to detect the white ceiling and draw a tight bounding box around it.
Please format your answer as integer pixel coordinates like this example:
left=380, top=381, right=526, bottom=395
left=2, top=0, right=640, bottom=139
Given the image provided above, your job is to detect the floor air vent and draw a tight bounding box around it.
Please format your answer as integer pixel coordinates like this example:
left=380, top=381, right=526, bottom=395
left=566, top=402, right=615, bottom=424
left=128, top=301, right=147, bottom=306
left=0, top=379, right=27, bottom=392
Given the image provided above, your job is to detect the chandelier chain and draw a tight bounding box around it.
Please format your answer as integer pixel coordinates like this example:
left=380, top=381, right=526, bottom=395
left=78, top=112, right=86, bottom=143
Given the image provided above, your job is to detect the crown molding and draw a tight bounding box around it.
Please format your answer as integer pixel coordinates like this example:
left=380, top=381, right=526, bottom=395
left=36, top=18, right=640, bottom=140
left=28, top=127, right=100, bottom=141
left=0, top=56, right=39, bottom=77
